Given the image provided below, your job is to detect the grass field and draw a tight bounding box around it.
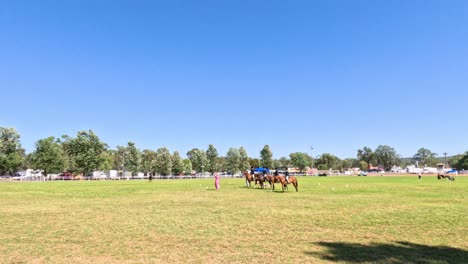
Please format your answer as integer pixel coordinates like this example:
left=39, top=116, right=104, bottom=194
left=0, top=176, right=466, bottom=264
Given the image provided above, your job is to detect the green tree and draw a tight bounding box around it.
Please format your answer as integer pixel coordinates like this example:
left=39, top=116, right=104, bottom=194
left=359, top=161, right=368, bottom=171
left=30, top=137, right=65, bottom=176
left=357, top=147, right=377, bottom=166
left=113, top=142, right=141, bottom=174
left=183, top=159, right=192, bottom=175
left=318, top=164, right=328, bottom=170
left=289, top=152, right=312, bottom=173
left=155, top=147, right=172, bottom=176
left=113, top=146, right=126, bottom=171
left=99, top=150, right=114, bottom=171
left=61, top=130, right=107, bottom=176
left=141, top=149, right=157, bottom=175
left=218, top=157, right=227, bottom=172
left=413, top=148, right=438, bottom=167
left=278, top=157, right=290, bottom=168
left=125, top=142, right=141, bottom=173
left=172, top=151, right=184, bottom=175
left=260, top=145, right=273, bottom=168
left=186, top=148, right=209, bottom=173
left=239, top=147, right=250, bottom=172
left=0, top=127, right=24, bottom=175
left=226, top=147, right=240, bottom=174
left=248, top=158, right=260, bottom=168
left=22, top=153, right=33, bottom=170
left=206, top=144, right=219, bottom=173
left=451, top=152, right=468, bottom=170
left=315, top=153, right=341, bottom=170
left=374, top=145, right=400, bottom=171
left=340, top=159, right=351, bottom=171
left=343, top=158, right=358, bottom=169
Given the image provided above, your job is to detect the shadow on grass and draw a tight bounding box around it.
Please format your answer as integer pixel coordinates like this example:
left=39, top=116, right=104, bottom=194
left=306, top=241, right=467, bottom=264
left=236, top=184, right=296, bottom=193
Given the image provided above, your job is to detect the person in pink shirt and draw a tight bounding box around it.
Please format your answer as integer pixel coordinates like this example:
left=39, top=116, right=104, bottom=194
left=214, top=173, right=220, bottom=190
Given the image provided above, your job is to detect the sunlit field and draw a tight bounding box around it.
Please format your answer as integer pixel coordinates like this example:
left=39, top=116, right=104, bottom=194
left=0, top=176, right=466, bottom=263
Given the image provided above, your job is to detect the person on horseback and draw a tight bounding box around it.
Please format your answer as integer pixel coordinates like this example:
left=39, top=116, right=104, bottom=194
left=274, top=169, right=279, bottom=176
left=285, top=169, right=290, bottom=183
left=246, top=167, right=255, bottom=187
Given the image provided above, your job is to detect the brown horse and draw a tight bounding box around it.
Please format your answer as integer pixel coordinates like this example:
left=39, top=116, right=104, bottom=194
left=254, top=173, right=265, bottom=189
left=264, top=175, right=277, bottom=190
left=242, top=171, right=254, bottom=188
left=266, top=175, right=298, bottom=192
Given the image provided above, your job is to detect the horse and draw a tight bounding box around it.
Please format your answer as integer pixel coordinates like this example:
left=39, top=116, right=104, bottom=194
left=264, top=175, right=277, bottom=190
left=242, top=171, right=254, bottom=188
left=437, top=173, right=455, bottom=181
left=273, top=176, right=299, bottom=192
left=263, top=175, right=295, bottom=191
left=254, top=173, right=265, bottom=189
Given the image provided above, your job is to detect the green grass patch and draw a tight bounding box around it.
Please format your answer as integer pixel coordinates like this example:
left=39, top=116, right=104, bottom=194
left=0, top=176, right=466, bottom=263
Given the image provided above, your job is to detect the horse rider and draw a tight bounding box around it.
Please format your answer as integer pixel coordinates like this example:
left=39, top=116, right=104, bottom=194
left=274, top=169, right=279, bottom=176
left=285, top=169, right=290, bottom=183
left=250, top=166, right=255, bottom=176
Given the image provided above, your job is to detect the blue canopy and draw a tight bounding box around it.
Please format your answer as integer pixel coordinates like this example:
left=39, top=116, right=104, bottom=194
left=254, top=167, right=270, bottom=173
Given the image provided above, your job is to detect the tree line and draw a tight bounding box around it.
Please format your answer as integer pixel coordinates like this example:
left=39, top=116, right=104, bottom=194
left=1, top=127, right=467, bottom=176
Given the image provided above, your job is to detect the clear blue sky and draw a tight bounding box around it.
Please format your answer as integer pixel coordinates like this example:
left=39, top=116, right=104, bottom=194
left=1, top=0, right=467, bottom=159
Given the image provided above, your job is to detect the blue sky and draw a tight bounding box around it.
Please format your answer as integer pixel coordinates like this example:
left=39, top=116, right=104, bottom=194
left=1, top=0, right=467, bottom=159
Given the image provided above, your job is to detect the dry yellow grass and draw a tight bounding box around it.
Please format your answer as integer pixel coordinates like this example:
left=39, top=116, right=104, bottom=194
left=0, top=176, right=466, bottom=263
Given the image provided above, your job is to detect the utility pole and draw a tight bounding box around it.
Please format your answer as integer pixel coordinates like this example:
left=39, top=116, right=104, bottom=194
left=443, top=152, right=448, bottom=168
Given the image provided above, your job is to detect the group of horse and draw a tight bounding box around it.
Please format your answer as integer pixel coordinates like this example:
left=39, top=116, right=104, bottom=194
left=437, top=173, right=456, bottom=181
left=242, top=172, right=298, bottom=192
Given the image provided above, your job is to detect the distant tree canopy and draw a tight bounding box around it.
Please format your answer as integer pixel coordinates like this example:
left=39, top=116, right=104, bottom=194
left=413, top=148, right=438, bottom=167
left=357, top=147, right=376, bottom=166
left=359, top=161, right=369, bottom=171
left=275, top=157, right=290, bottom=169
left=114, top=142, right=141, bottom=174
left=183, top=159, right=192, bottom=175
left=260, top=145, right=273, bottom=168
left=0, top=127, right=24, bottom=175
left=155, top=147, right=172, bottom=176
left=239, top=147, right=250, bottom=172
left=30, top=137, right=64, bottom=175
left=141, top=149, right=157, bottom=175
left=3, top=126, right=466, bottom=176
left=248, top=158, right=260, bottom=169
left=61, top=130, right=107, bottom=176
left=226, top=147, right=240, bottom=174
left=450, top=152, right=468, bottom=170
left=186, top=148, right=209, bottom=173
left=172, top=151, right=184, bottom=176
left=374, top=145, right=401, bottom=171
left=315, top=153, right=341, bottom=170
left=289, top=152, right=312, bottom=172
left=206, top=144, right=219, bottom=174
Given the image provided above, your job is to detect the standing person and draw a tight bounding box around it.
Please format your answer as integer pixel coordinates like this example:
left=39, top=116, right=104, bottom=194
left=149, top=173, right=153, bottom=182
left=418, top=173, right=422, bottom=181
left=214, top=173, right=220, bottom=190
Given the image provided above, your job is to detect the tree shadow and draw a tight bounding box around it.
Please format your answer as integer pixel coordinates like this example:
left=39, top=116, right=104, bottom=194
left=306, top=241, right=467, bottom=264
